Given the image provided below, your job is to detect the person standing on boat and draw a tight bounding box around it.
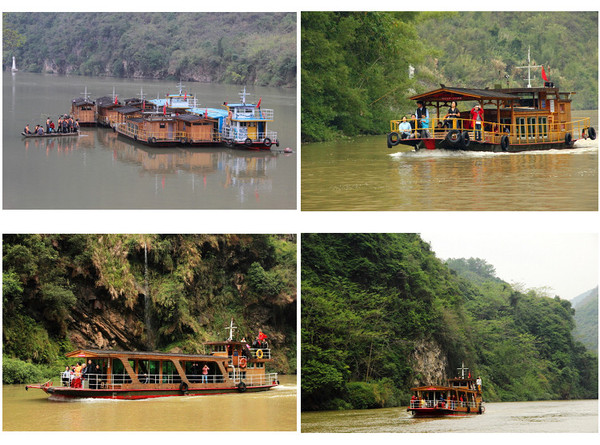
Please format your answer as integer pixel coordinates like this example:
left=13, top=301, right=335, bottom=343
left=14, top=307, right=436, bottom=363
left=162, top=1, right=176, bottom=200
left=471, top=104, right=484, bottom=141
left=399, top=116, right=412, bottom=139
left=57, top=117, right=63, bottom=133
left=416, top=101, right=430, bottom=138
left=476, top=376, right=482, bottom=392
left=62, top=366, right=71, bottom=386
left=444, top=101, right=460, bottom=129
left=202, top=364, right=209, bottom=384
left=46, top=117, right=51, bottom=133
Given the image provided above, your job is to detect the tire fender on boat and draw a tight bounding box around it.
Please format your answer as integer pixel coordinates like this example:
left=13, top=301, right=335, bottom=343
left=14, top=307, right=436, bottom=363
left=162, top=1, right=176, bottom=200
left=387, top=132, right=400, bottom=148
left=237, top=382, right=247, bottom=393
left=445, top=129, right=462, bottom=147
left=565, top=132, right=573, bottom=147
left=179, top=382, right=189, bottom=394
left=588, top=127, right=596, bottom=140
left=501, top=134, right=510, bottom=151
left=263, top=138, right=272, bottom=148
left=149, top=137, right=157, bottom=145
left=461, top=130, right=471, bottom=148
left=244, top=138, right=253, bottom=147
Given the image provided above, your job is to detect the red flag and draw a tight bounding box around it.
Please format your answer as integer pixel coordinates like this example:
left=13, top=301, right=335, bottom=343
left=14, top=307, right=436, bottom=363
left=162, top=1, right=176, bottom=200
left=142, top=100, right=145, bottom=110
left=256, top=97, right=262, bottom=108
left=114, top=95, right=118, bottom=105
left=205, top=108, right=208, bottom=118
left=184, top=92, right=187, bottom=100
left=163, top=104, right=166, bottom=115
left=541, top=66, right=548, bottom=82
left=258, top=331, right=268, bottom=342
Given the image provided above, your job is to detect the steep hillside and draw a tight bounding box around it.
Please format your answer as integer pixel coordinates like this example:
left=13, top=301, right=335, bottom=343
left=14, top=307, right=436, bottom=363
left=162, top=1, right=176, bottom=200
left=572, top=287, right=598, bottom=352
left=301, top=234, right=597, bottom=411
left=3, top=234, right=296, bottom=383
left=3, top=12, right=296, bottom=87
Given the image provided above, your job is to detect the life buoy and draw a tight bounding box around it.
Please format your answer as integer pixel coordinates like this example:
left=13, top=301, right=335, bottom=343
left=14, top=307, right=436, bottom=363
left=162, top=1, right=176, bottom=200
left=501, top=135, right=510, bottom=151
left=387, top=132, right=400, bottom=148
left=179, top=382, right=189, bottom=394
left=256, top=349, right=264, bottom=359
left=237, top=382, right=247, bottom=393
left=239, top=357, right=247, bottom=368
left=244, top=138, right=253, bottom=147
left=588, top=127, right=596, bottom=140
left=445, top=129, right=462, bottom=147
left=565, top=132, right=573, bottom=147
left=263, top=138, right=272, bottom=148
left=467, top=405, right=471, bottom=413
left=461, top=130, right=471, bottom=148
left=478, top=405, right=483, bottom=414
left=276, top=140, right=280, bottom=147
left=149, top=137, right=157, bottom=145
left=181, top=137, right=188, bottom=144
left=134, top=135, right=137, bottom=142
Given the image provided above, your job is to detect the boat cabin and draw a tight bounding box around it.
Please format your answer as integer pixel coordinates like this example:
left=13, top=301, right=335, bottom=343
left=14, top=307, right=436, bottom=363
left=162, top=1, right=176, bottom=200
left=96, top=96, right=123, bottom=127
left=117, top=114, right=183, bottom=146
left=113, top=106, right=143, bottom=126
left=175, top=114, right=220, bottom=144
left=71, top=97, right=96, bottom=126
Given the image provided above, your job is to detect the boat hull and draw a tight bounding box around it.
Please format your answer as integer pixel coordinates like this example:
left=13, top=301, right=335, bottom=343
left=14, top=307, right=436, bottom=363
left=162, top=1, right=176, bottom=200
left=31, top=384, right=277, bottom=400
left=408, top=406, right=484, bottom=417
left=391, top=135, right=580, bottom=153
left=21, top=131, right=80, bottom=138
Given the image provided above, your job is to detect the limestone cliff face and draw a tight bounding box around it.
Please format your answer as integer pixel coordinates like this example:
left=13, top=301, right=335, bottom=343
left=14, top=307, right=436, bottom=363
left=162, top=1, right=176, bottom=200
left=410, top=338, right=448, bottom=386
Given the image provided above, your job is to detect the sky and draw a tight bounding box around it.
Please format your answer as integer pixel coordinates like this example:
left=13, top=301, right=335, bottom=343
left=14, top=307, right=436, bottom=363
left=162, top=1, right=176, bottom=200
left=420, top=232, right=598, bottom=301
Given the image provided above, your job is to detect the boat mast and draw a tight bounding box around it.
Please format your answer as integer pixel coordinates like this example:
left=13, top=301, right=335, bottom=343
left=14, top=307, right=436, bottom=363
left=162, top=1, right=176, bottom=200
left=515, top=46, right=542, bottom=88
left=12, top=56, right=18, bottom=72
left=225, top=318, right=238, bottom=341
left=457, top=362, right=469, bottom=379
left=239, top=86, right=250, bottom=105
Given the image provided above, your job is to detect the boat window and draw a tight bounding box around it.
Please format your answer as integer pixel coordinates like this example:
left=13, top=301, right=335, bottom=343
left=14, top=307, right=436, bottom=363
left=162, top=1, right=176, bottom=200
left=538, top=117, right=548, bottom=140
left=138, top=360, right=160, bottom=384
left=160, top=123, right=166, bottom=129
left=162, top=360, right=181, bottom=384
left=111, top=358, right=132, bottom=384
left=527, top=117, right=536, bottom=140
left=516, top=117, right=527, bottom=141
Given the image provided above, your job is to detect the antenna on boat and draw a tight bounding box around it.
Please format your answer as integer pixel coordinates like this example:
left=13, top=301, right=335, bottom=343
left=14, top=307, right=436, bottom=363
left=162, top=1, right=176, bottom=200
left=239, top=86, right=250, bottom=105
left=515, top=46, right=542, bottom=88
left=81, top=86, right=91, bottom=100
left=457, top=362, right=469, bottom=379
left=177, top=80, right=185, bottom=96
left=12, top=56, right=18, bottom=72
left=225, top=318, right=238, bottom=341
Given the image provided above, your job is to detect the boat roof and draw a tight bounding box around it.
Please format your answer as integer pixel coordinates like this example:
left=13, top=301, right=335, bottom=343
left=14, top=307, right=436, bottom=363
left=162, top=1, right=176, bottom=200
left=72, top=97, right=95, bottom=106
left=189, top=107, right=229, bottom=119
left=410, top=86, right=520, bottom=102
left=96, top=96, right=120, bottom=107
left=175, top=114, right=215, bottom=123
left=66, top=349, right=216, bottom=360
left=115, top=106, right=141, bottom=114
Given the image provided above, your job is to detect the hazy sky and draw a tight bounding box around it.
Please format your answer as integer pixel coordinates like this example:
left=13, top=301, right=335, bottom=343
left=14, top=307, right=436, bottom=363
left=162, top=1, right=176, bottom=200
left=420, top=232, right=598, bottom=300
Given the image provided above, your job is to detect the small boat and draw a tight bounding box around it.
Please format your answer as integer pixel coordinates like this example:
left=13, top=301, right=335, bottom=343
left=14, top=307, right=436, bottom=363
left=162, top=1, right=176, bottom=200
left=221, top=87, right=280, bottom=150
left=21, top=131, right=80, bottom=138
left=388, top=53, right=596, bottom=152
left=407, top=363, right=484, bottom=417
left=25, top=321, right=279, bottom=400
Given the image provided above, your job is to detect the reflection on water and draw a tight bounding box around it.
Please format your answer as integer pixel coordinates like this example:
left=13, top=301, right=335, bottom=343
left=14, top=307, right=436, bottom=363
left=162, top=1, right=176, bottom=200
left=3, top=375, right=297, bottom=431
left=302, top=134, right=598, bottom=211
left=3, top=72, right=296, bottom=209
left=301, top=399, right=598, bottom=433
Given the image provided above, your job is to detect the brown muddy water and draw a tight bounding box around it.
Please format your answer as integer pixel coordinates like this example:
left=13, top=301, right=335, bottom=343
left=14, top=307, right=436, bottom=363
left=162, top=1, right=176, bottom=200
left=3, top=375, right=296, bottom=431
left=301, top=399, right=598, bottom=433
left=301, top=111, right=598, bottom=211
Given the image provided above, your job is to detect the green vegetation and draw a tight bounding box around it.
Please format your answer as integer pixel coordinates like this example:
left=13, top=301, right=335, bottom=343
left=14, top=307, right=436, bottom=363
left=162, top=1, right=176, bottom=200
left=3, top=234, right=296, bottom=384
left=572, top=287, right=598, bottom=351
left=3, top=12, right=296, bottom=87
left=301, top=11, right=598, bottom=142
left=301, top=234, right=597, bottom=411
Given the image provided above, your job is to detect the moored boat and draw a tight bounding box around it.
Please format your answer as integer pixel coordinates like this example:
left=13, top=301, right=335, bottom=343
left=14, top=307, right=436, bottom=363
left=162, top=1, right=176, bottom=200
left=21, top=131, right=80, bottom=138
left=221, top=87, right=280, bottom=150
left=387, top=55, right=596, bottom=152
left=407, top=363, right=484, bottom=417
left=25, top=321, right=279, bottom=400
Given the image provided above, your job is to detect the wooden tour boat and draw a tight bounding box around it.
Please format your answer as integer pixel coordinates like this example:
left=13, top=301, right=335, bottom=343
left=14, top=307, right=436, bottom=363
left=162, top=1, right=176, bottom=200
left=222, top=87, right=280, bottom=150
left=22, top=131, right=80, bottom=138
left=25, top=320, right=279, bottom=400
left=407, top=362, right=484, bottom=417
left=71, top=87, right=96, bottom=126
left=388, top=52, right=596, bottom=152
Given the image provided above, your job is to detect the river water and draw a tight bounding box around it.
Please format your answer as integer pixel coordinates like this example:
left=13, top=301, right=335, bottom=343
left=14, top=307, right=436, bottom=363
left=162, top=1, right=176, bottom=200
left=301, top=111, right=598, bottom=211
left=3, top=72, right=296, bottom=209
left=301, top=399, right=597, bottom=433
left=3, top=375, right=296, bottom=431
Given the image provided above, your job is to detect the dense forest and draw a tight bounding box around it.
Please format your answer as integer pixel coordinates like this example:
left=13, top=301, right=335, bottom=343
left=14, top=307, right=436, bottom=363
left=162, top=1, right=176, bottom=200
left=301, top=11, right=598, bottom=142
left=3, top=234, right=296, bottom=384
left=2, top=12, right=296, bottom=87
left=572, top=287, right=598, bottom=352
left=301, top=234, right=597, bottom=411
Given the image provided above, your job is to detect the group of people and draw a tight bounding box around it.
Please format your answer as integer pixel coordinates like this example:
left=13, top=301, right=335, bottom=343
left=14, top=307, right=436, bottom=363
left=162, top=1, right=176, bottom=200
left=397, top=101, right=484, bottom=141
left=410, top=393, right=473, bottom=409
left=23, top=115, right=80, bottom=135
left=61, top=359, right=103, bottom=389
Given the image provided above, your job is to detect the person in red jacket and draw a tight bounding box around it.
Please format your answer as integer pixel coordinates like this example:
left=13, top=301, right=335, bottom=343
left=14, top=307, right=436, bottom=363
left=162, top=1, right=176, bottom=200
left=471, top=104, right=484, bottom=141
